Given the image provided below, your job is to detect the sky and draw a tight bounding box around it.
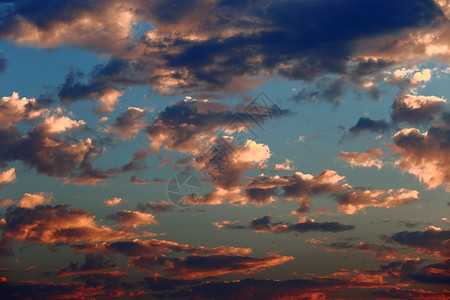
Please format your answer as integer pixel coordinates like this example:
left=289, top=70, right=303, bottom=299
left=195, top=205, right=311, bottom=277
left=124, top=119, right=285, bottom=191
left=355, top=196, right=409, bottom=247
left=0, top=0, right=449, bottom=299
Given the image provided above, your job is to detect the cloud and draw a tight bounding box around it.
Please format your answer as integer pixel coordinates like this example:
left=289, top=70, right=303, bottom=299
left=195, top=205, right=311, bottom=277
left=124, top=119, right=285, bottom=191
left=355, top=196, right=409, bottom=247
left=153, top=254, right=294, bottom=280
left=214, top=215, right=354, bottom=234
left=1, top=0, right=446, bottom=98
left=104, top=197, right=122, bottom=207
left=0, top=98, right=116, bottom=185
left=244, top=170, right=351, bottom=211
left=333, top=188, right=419, bottom=214
left=349, top=117, right=390, bottom=136
left=168, top=274, right=397, bottom=300
left=137, top=201, right=174, bottom=216
left=0, top=204, right=138, bottom=256
left=120, top=148, right=148, bottom=172
left=106, top=210, right=158, bottom=230
left=0, top=0, right=137, bottom=52
left=273, top=159, right=294, bottom=171
left=72, top=238, right=252, bottom=258
left=0, top=279, right=115, bottom=300
left=386, top=227, right=450, bottom=258
left=107, top=107, right=148, bottom=140
left=56, top=253, right=116, bottom=278
left=146, top=97, right=287, bottom=155
left=130, top=176, right=149, bottom=184
left=337, top=148, right=386, bottom=169
left=373, top=288, right=450, bottom=299
left=145, top=97, right=290, bottom=192
left=389, top=123, right=450, bottom=190
left=0, top=92, right=48, bottom=128
left=17, top=192, right=53, bottom=209
left=94, top=88, right=125, bottom=114
left=391, top=94, right=447, bottom=124
left=0, top=168, right=16, bottom=189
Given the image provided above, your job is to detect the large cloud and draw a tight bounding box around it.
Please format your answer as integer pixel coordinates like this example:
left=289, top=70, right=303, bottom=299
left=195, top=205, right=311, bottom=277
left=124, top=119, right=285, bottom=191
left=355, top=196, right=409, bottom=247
left=386, top=227, right=450, bottom=258
left=389, top=122, right=450, bottom=190
left=0, top=92, right=121, bottom=185
left=131, top=254, right=294, bottom=280
left=244, top=170, right=351, bottom=211
left=0, top=204, right=138, bottom=256
left=2, top=0, right=444, bottom=98
left=391, top=94, right=447, bottom=124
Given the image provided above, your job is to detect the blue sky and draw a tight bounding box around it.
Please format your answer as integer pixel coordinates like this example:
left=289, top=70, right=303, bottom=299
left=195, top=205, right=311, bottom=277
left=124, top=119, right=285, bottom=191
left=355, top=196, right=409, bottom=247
left=0, top=1, right=449, bottom=299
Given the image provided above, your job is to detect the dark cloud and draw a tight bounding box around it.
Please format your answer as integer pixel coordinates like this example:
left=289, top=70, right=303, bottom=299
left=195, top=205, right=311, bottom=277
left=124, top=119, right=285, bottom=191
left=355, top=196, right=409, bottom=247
left=215, top=215, right=354, bottom=234
left=107, top=107, right=148, bottom=140
left=245, top=170, right=350, bottom=211
left=386, top=227, right=450, bottom=258
left=391, top=94, right=447, bottom=124
left=166, top=275, right=395, bottom=300
left=106, top=210, right=157, bottom=230
left=349, top=117, right=390, bottom=135
left=71, top=238, right=252, bottom=258
left=121, top=148, right=148, bottom=173
left=57, top=253, right=116, bottom=278
left=0, top=204, right=137, bottom=256
left=129, top=254, right=294, bottom=280
left=0, top=112, right=114, bottom=185
left=137, top=201, right=174, bottom=216
left=2, top=0, right=443, bottom=96
left=373, top=288, right=450, bottom=299
left=0, top=279, right=113, bottom=300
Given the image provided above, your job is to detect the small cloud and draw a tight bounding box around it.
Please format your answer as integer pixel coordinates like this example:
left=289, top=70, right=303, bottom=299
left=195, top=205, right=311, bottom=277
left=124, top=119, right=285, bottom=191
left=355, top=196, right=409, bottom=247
left=104, top=197, right=123, bottom=207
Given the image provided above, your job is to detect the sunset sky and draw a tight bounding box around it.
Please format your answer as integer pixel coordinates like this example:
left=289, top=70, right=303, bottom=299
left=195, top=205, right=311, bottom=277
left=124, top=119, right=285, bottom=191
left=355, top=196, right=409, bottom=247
left=0, top=0, right=449, bottom=299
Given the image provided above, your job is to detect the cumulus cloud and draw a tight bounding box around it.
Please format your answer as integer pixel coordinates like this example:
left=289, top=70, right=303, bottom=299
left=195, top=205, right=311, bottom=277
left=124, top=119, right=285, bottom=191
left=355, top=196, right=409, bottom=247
left=391, top=94, right=447, bottom=124
left=17, top=192, right=53, bottom=209
left=0, top=92, right=48, bottom=128
left=0, top=204, right=138, bottom=256
left=334, top=188, right=419, bottom=214
left=1, top=0, right=446, bottom=99
left=0, top=0, right=137, bottom=52
left=94, top=88, right=125, bottom=114
left=273, top=159, right=294, bottom=171
left=146, top=98, right=288, bottom=191
left=106, top=210, right=158, bottom=230
left=0, top=168, right=16, bottom=189
left=337, top=148, right=386, bottom=169
left=104, top=197, right=123, bottom=207
left=107, top=107, right=148, bottom=140
left=0, top=95, right=117, bottom=185
left=244, top=170, right=351, bottom=211
left=389, top=123, right=450, bottom=190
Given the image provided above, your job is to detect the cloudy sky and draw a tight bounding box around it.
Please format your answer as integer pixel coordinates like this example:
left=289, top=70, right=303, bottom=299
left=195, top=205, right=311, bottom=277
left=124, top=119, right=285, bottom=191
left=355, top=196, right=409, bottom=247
left=0, top=0, right=449, bottom=299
